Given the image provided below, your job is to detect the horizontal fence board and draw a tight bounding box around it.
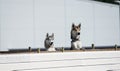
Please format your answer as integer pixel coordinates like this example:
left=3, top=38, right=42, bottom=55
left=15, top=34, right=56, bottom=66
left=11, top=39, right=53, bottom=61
left=0, top=51, right=120, bottom=71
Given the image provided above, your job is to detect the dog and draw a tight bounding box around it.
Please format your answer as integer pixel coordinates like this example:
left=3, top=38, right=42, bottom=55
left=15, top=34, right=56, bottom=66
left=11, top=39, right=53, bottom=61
left=44, top=33, right=56, bottom=51
left=71, top=23, right=82, bottom=50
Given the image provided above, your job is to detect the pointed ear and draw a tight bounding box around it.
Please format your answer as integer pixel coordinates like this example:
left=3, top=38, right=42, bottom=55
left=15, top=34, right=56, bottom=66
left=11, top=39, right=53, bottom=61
left=52, top=33, right=54, bottom=37
left=78, top=23, right=81, bottom=28
left=46, top=33, right=49, bottom=37
left=52, top=33, right=54, bottom=40
left=72, top=23, right=75, bottom=28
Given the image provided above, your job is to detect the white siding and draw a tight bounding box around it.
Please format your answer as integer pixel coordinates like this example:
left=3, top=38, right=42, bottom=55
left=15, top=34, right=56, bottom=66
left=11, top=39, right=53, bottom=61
left=65, top=0, right=94, bottom=47
left=0, top=0, right=34, bottom=51
left=0, top=0, right=119, bottom=51
left=0, top=51, right=120, bottom=71
left=94, top=3, right=120, bottom=46
left=34, top=0, right=65, bottom=48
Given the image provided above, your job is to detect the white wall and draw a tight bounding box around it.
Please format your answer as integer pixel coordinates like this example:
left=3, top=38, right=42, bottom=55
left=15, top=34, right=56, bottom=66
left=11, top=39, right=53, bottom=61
left=0, top=0, right=119, bottom=51
left=65, top=0, right=94, bottom=47
left=0, top=51, right=120, bottom=71
left=65, top=0, right=120, bottom=47
left=34, top=0, right=65, bottom=48
left=94, top=3, right=120, bottom=46
left=0, top=0, right=34, bottom=51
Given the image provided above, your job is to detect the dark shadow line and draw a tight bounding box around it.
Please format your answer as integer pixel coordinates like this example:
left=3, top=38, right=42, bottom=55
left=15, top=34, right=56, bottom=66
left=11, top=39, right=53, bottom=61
left=107, top=69, right=120, bottom=71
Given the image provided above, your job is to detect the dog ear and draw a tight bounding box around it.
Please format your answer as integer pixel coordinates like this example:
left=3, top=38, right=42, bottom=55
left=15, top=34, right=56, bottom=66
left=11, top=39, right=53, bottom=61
left=78, top=23, right=81, bottom=28
left=52, top=33, right=54, bottom=37
left=52, top=33, right=54, bottom=40
left=46, top=33, right=49, bottom=37
left=72, top=23, right=75, bottom=28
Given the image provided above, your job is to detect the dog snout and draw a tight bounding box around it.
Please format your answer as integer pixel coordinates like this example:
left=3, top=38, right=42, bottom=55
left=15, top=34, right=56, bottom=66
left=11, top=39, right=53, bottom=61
left=78, top=32, right=80, bottom=35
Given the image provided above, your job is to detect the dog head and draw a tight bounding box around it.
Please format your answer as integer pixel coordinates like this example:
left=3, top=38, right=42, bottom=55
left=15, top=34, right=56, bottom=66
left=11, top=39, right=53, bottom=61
left=71, top=23, right=81, bottom=40
left=45, top=33, right=54, bottom=48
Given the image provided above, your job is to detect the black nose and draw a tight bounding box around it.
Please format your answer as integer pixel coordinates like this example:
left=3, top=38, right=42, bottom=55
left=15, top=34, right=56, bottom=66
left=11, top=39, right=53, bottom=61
left=78, top=33, right=80, bottom=35
left=50, top=42, right=53, bottom=45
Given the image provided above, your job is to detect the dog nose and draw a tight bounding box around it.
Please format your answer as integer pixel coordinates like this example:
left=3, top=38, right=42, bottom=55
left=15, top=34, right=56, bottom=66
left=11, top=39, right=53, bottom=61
left=50, top=42, right=53, bottom=45
left=78, top=33, right=80, bottom=35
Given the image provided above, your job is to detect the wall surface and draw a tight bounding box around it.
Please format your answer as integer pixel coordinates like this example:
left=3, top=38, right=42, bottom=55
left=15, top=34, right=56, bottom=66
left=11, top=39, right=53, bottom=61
left=0, top=0, right=119, bottom=51
left=0, top=0, right=34, bottom=51
left=94, top=2, right=120, bottom=46
left=33, top=0, right=65, bottom=48
left=0, top=51, right=120, bottom=71
left=65, top=0, right=120, bottom=47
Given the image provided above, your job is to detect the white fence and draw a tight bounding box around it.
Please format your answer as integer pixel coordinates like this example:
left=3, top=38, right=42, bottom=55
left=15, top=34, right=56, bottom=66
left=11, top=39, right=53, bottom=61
left=0, top=0, right=119, bottom=51
left=0, top=51, right=120, bottom=71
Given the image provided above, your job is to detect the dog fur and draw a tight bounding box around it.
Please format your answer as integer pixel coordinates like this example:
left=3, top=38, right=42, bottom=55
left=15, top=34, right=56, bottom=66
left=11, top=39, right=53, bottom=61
left=44, top=33, right=56, bottom=51
left=71, top=23, right=82, bottom=50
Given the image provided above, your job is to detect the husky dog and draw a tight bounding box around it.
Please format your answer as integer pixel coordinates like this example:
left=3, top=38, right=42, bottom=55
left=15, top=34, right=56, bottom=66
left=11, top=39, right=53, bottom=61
left=71, top=23, right=82, bottom=50
left=44, top=33, right=56, bottom=51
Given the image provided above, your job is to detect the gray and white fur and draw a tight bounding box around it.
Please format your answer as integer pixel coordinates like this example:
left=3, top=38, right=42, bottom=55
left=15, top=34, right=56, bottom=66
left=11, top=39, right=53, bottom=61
left=71, top=23, right=82, bottom=50
left=44, top=33, right=56, bottom=51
